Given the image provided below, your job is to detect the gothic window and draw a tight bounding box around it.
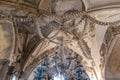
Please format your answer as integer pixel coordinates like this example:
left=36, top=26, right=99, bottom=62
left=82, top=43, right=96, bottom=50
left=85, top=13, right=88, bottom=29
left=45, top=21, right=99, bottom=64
left=34, top=48, right=90, bottom=80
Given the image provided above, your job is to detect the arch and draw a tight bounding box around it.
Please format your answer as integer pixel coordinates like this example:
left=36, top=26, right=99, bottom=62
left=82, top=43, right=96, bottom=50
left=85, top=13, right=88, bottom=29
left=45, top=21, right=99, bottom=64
left=105, top=35, right=120, bottom=80
left=0, top=20, right=15, bottom=80
left=26, top=47, right=89, bottom=80
left=100, top=25, right=120, bottom=80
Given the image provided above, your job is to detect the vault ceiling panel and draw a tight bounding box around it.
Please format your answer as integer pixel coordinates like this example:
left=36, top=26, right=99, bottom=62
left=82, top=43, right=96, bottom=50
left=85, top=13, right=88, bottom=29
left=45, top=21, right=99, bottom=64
left=55, top=0, right=83, bottom=14
left=83, top=0, right=120, bottom=11
left=38, top=0, right=52, bottom=13
left=6, top=0, right=17, bottom=2
left=19, top=0, right=40, bottom=8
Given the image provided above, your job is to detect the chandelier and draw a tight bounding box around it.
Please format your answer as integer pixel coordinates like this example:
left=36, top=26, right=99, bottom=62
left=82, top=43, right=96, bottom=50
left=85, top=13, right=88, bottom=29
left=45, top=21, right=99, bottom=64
left=34, top=37, right=90, bottom=80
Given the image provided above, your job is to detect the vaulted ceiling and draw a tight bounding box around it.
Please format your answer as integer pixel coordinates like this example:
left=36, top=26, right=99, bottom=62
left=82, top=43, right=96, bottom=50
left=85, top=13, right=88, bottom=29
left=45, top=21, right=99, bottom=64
left=0, top=0, right=120, bottom=80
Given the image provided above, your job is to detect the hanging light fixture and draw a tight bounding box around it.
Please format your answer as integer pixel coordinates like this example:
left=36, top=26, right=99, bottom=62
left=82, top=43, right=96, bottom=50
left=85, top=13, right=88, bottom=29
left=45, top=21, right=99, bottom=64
left=53, top=73, right=65, bottom=80
left=34, top=37, right=90, bottom=80
left=10, top=71, right=19, bottom=80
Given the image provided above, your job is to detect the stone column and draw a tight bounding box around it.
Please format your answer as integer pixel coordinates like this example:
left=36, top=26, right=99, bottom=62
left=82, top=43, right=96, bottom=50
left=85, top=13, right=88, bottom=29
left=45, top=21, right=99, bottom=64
left=0, top=59, right=10, bottom=80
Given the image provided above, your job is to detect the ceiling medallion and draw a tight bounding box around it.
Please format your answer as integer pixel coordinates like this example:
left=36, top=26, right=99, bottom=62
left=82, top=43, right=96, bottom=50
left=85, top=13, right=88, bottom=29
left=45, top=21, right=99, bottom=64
left=34, top=37, right=90, bottom=80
